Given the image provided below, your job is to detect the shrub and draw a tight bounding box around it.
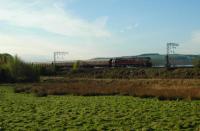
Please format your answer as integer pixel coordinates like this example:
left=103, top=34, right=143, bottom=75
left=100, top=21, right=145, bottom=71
left=0, top=54, right=40, bottom=83
left=10, top=56, right=40, bottom=82
left=193, top=57, right=200, bottom=68
left=72, top=61, right=80, bottom=71
left=39, top=65, right=55, bottom=76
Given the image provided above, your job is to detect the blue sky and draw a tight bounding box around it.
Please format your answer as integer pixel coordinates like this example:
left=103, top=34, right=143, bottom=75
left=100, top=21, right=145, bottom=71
left=0, top=0, right=200, bottom=62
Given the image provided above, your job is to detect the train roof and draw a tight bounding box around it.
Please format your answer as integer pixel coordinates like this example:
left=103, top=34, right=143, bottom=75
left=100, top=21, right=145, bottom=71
left=114, top=56, right=151, bottom=59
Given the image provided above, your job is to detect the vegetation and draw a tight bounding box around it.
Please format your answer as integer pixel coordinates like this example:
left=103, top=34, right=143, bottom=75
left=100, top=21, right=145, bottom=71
left=1, top=86, right=200, bottom=130
left=39, top=65, right=55, bottom=76
left=0, top=54, right=40, bottom=83
left=72, top=61, right=80, bottom=71
left=1, top=53, right=200, bottom=130
left=55, top=67, right=200, bottom=79
left=15, top=79, right=200, bottom=100
left=193, top=57, right=200, bottom=68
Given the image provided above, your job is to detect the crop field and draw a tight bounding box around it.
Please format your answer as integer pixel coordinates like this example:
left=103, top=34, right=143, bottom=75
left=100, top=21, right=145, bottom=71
left=0, top=86, right=200, bottom=131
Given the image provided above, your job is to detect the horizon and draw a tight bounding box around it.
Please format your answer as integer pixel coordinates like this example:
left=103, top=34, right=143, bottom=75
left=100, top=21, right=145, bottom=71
left=0, top=0, right=200, bottom=62
left=1, top=52, right=200, bottom=63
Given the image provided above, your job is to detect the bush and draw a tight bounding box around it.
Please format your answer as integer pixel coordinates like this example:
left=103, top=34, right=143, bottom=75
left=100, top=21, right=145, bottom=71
left=72, top=61, right=80, bottom=71
left=0, top=54, right=40, bottom=83
left=39, top=65, right=55, bottom=76
left=193, top=57, right=200, bottom=68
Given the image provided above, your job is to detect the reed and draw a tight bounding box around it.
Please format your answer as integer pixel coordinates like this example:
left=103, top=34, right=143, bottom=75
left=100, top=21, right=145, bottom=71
left=15, top=79, right=200, bottom=100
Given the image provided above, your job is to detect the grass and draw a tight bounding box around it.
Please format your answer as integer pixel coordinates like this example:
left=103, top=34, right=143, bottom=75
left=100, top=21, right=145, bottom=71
left=1, top=86, right=200, bottom=130
left=15, top=79, right=200, bottom=100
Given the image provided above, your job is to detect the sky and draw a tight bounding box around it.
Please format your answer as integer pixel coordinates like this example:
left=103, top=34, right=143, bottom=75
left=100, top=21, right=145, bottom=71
left=0, top=0, right=200, bottom=62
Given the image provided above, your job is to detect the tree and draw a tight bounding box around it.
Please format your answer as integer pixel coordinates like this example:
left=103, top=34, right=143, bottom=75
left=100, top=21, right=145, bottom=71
left=0, top=54, right=40, bottom=83
left=72, top=61, right=80, bottom=71
left=193, top=57, right=200, bottom=68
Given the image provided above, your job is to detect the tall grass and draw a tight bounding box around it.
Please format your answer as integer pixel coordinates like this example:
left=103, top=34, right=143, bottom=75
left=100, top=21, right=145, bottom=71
left=15, top=79, right=200, bottom=100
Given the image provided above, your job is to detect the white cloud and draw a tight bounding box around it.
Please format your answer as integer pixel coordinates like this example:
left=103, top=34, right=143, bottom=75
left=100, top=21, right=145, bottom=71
left=0, top=33, right=115, bottom=62
left=126, top=25, right=133, bottom=30
left=120, top=23, right=139, bottom=33
left=0, top=0, right=110, bottom=37
left=178, top=31, right=200, bottom=54
left=0, top=0, right=114, bottom=61
left=191, top=31, right=200, bottom=44
left=133, top=23, right=139, bottom=28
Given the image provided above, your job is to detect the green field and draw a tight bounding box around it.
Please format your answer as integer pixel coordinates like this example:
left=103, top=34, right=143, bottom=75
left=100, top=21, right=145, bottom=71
left=0, top=86, right=200, bottom=131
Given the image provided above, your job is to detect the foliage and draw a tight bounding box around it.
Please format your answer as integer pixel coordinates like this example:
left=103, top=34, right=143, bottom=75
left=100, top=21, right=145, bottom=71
left=0, top=53, right=13, bottom=64
left=15, top=79, right=200, bottom=100
left=39, top=65, right=55, bottom=76
left=193, top=57, right=200, bottom=68
left=72, top=61, right=80, bottom=71
left=0, top=54, right=40, bottom=83
left=60, top=67, right=200, bottom=79
left=0, top=86, right=200, bottom=130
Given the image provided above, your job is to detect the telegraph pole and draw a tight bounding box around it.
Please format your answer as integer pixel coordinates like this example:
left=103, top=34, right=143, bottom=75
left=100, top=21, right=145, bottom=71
left=53, top=52, right=68, bottom=74
left=166, top=43, right=179, bottom=68
left=53, top=52, right=68, bottom=64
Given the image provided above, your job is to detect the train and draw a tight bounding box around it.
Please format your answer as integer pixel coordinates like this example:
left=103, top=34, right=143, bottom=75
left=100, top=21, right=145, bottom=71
left=53, top=57, right=153, bottom=68
left=111, top=57, right=152, bottom=67
left=33, top=56, right=197, bottom=69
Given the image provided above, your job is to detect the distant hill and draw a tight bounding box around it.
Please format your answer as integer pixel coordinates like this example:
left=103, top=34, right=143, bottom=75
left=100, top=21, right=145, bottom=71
left=138, top=53, right=200, bottom=67
left=92, top=53, right=200, bottom=67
